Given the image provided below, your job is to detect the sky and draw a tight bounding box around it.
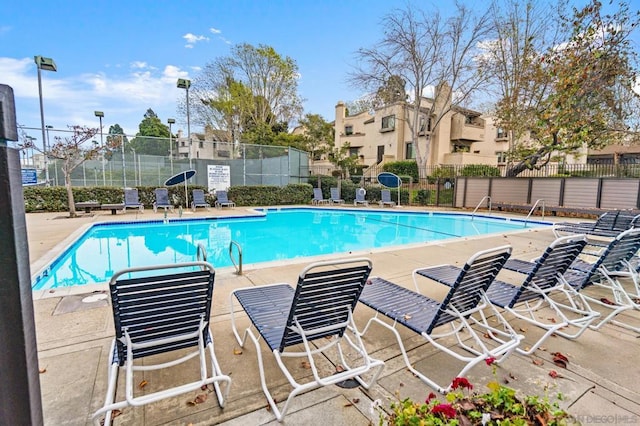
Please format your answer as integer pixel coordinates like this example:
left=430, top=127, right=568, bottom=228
left=1, top=0, right=635, bottom=151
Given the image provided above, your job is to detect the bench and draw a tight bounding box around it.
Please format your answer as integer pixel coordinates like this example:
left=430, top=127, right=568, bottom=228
left=492, top=203, right=610, bottom=218
left=75, top=201, right=100, bottom=214
left=100, top=203, right=125, bottom=215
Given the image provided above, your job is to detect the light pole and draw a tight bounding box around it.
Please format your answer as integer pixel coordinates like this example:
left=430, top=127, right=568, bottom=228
left=35, top=55, right=57, bottom=186
left=177, top=78, right=191, bottom=168
left=168, top=118, right=175, bottom=174
left=94, top=111, right=106, bottom=186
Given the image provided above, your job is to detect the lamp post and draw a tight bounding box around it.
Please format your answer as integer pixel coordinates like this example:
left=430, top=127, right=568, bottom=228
left=34, top=55, right=57, bottom=186
left=168, top=118, right=175, bottom=174
left=94, top=111, right=106, bottom=186
left=177, top=78, right=191, bottom=168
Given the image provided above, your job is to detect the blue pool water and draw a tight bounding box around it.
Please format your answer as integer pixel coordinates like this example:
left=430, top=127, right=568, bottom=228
left=32, top=208, right=549, bottom=290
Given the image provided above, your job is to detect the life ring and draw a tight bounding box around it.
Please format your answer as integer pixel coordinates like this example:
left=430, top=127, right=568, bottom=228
left=357, top=188, right=366, bottom=196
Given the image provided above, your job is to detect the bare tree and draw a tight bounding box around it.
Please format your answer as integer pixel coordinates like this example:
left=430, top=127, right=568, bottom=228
left=28, top=126, right=100, bottom=217
left=484, top=0, right=640, bottom=176
left=477, top=0, right=566, bottom=172
left=349, top=3, right=492, bottom=178
left=190, top=43, right=304, bottom=138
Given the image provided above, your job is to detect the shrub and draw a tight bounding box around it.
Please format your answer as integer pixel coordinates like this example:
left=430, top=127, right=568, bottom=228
left=383, top=161, right=419, bottom=182
left=375, top=360, right=573, bottom=426
left=460, top=164, right=501, bottom=177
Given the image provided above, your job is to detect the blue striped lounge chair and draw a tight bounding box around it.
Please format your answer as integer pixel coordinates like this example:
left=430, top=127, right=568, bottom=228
left=91, top=261, right=231, bottom=425
left=358, top=245, right=521, bottom=393
left=229, top=258, right=384, bottom=421
left=483, top=234, right=599, bottom=355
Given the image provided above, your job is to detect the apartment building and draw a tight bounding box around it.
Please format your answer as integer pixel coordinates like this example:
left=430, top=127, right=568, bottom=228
left=333, top=97, right=502, bottom=170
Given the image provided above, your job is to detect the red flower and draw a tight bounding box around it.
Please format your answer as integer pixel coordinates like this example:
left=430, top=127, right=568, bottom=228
left=485, top=357, right=497, bottom=366
left=431, top=403, right=457, bottom=418
left=425, top=392, right=437, bottom=403
left=451, top=377, right=473, bottom=390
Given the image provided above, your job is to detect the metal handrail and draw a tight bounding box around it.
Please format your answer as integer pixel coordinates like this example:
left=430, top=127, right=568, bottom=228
left=471, top=196, right=491, bottom=221
left=229, top=240, right=243, bottom=275
left=524, top=199, right=545, bottom=226
left=196, top=243, right=207, bottom=262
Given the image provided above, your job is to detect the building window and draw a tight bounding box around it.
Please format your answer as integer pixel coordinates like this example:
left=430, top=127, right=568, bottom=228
left=419, top=116, right=431, bottom=134
left=345, top=125, right=353, bottom=136
left=199, top=141, right=204, bottom=148
left=452, top=144, right=470, bottom=153
left=348, top=147, right=359, bottom=157
left=381, top=115, right=395, bottom=131
left=181, top=141, right=185, bottom=147
left=405, top=142, right=415, bottom=159
left=496, top=151, right=507, bottom=163
left=496, top=128, right=507, bottom=139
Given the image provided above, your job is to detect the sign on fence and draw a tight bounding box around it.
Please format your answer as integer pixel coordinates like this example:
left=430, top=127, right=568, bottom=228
left=207, top=165, right=231, bottom=193
left=21, top=168, right=37, bottom=185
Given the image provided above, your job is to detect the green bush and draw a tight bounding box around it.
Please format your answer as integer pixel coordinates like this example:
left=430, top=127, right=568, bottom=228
left=24, top=185, right=211, bottom=213
left=460, top=164, right=501, bottom=177
left=414, top=189, right=431, bottom=206
left=226, top=184, right=312, bottom=206
left=383, top=161, right=419, bottom=182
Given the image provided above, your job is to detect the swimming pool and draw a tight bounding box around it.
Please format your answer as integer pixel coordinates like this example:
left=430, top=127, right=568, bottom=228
left=32, top=208, right=549, bottom=290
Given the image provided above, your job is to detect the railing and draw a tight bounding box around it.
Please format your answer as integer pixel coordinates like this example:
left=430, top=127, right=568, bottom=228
left=229, top=241, right=243, bottom=275
left=196, top=243, right=208, bottom=264
left=471, top=196, right=491, bottom=221
left=524, top=199, right=545, bottom=226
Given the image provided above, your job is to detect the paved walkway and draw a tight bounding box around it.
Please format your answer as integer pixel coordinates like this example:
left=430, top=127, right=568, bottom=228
left=26, top=207, right=640, bottom=425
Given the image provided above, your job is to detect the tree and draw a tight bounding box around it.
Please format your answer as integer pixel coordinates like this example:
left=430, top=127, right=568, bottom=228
left=105, top=124, right=128, bottom=160
left=191, top=43, right=304, bottom=140
left=27, top=126, right=100, bottom=217
left=477, top=0, right=566, bottom=171
left=328, top=142, right=359, bottom=178
left=350, top=3, right=492, bottom=178
left=488, top=0, right=640, bottom=176
left=298, top=113, right=334, bottom=161
left=129, top=109, right=171, bottom=155
left=374, top=75, right=408, bottom=106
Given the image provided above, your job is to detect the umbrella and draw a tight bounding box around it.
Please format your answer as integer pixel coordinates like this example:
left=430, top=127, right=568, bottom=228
left=165, top=169, right=196, bottom=207
left=377, top=172, right=402, bottom=207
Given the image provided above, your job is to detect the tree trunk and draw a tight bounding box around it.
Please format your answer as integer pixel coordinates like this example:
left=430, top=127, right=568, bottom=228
left=65, top=173, right=76, bottom=218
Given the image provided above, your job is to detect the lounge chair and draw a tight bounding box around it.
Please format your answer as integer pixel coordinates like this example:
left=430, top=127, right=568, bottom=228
left=482, top=234, right=599, bottom=355
left=191, top=189, right=211, bottom=211
left=553, top=210, right=640, bottom=238
left=311, top=187, right=329, bottom=205
left=153, top=188, right=174, bottom=213
left=329, top=187, right=344, bottom=204
left=91, top=261, right=231, bottom=426
left=354, top=188, right=368, bottom=206
left=123, top=188, right=144, bottom=212
left=379, top=189, right=395, bottom=207
left=561, top=227, right=640, bottom=333
left=229, top=258, right=384, bottom=421
left=214, top=190, right=235, bottom=209
left=358, top=245, right=521, bottom=393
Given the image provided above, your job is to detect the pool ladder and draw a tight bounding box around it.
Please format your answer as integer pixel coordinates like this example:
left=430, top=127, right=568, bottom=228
left=471, top=196, right=491, bottom=221
left=196, top=242, right=243, bottom=275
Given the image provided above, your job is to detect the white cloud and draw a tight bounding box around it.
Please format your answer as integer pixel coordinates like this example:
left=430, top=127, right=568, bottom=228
left=130, top=61, right=148, bottom=69
left=0, top=56, right=192, bottom=136
left=0, top=25, right=11, bottom=35
left=210, top=27, right=221, bottom=34
left=183, top=33, right=209, bottom=48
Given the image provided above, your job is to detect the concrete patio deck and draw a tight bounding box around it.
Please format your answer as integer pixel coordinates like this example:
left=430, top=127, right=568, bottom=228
left=26, top=207, right=640, bottom=425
